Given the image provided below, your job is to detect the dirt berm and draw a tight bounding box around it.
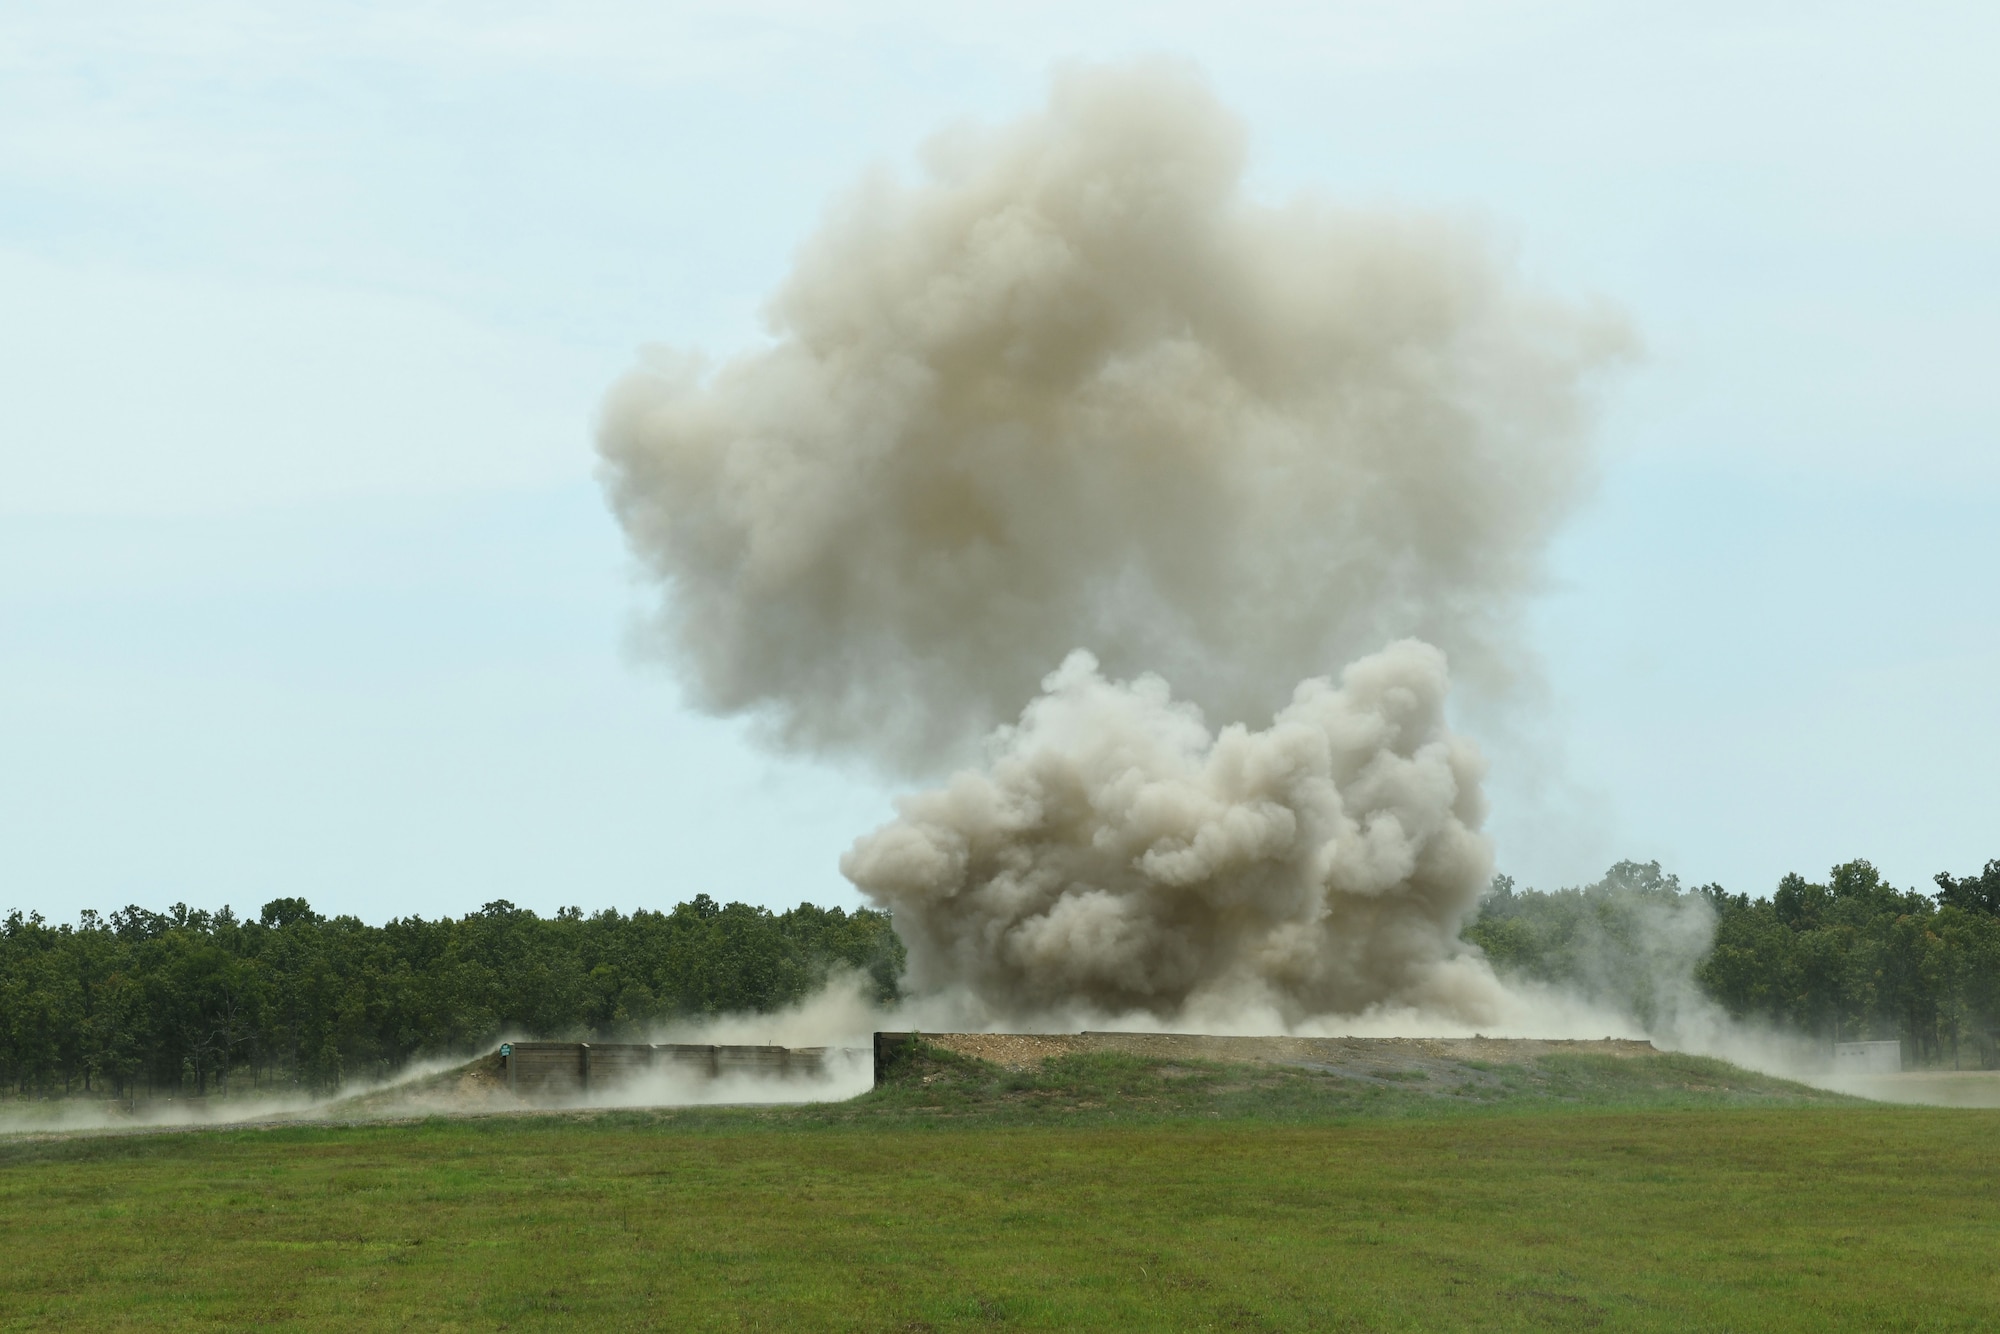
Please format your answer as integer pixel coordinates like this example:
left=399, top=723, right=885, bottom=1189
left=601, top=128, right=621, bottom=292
left=915, top=1032, right=1655, bottom=1082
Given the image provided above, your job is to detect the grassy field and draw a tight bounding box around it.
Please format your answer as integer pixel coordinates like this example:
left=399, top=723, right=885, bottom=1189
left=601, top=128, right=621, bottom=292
left=4, top=1049, right=1997, bottom=1331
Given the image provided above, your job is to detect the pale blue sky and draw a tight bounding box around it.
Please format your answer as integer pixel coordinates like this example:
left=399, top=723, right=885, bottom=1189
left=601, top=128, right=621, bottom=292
left=4, top=2, right=1995, bottom=922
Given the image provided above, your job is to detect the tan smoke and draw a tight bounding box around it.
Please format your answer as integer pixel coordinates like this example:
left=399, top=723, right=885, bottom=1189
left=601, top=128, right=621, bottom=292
left=600, top=63, right=1629, bottom=1026
left=598, top=62, right=1628, bottom=772
left=841, top=641, right=1507, bottom=1024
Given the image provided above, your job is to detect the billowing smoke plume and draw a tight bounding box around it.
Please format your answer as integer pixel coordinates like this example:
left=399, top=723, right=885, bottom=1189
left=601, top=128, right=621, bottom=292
left=842, top=641, right=1506, bottom=1025
left=600, top=63, right=1628, bottom=1026
left=599, top=63, right=1627, bottom=772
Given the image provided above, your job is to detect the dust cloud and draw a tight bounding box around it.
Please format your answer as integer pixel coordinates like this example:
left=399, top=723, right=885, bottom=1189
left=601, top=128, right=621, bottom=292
left=600, top=63, right=1636, bottom=1034
left=843, top=642, right=1506, bottom=1027
left=599, top=61, right=1628, bottom=773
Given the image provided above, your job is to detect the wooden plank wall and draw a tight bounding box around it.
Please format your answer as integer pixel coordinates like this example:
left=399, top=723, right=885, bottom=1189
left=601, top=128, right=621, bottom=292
left=500, top=1042, right=830, bottom=1097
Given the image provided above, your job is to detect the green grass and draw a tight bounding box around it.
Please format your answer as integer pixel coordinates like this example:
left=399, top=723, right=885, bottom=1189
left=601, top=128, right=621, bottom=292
left=3, top=1050, right=1995, bottom=1330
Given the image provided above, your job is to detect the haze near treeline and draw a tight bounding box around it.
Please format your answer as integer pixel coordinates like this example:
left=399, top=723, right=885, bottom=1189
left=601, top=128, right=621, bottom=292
left=9, top=854, right=1999, bottom=1100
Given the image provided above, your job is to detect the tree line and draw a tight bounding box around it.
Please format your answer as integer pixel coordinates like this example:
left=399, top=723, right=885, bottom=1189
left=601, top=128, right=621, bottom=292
left=6, top=854, right=1997, bottom=1099
left=1466, top=857, right=2000, bottom=1068
left=0, top=895, right=901, bottom=1100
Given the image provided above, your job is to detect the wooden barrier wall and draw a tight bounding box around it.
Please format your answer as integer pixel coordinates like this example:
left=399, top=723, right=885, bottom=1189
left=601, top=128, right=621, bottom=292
left=499, top=1042, right=830, bottom=1097
left=873, top=1032, right=920, bottom=1086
